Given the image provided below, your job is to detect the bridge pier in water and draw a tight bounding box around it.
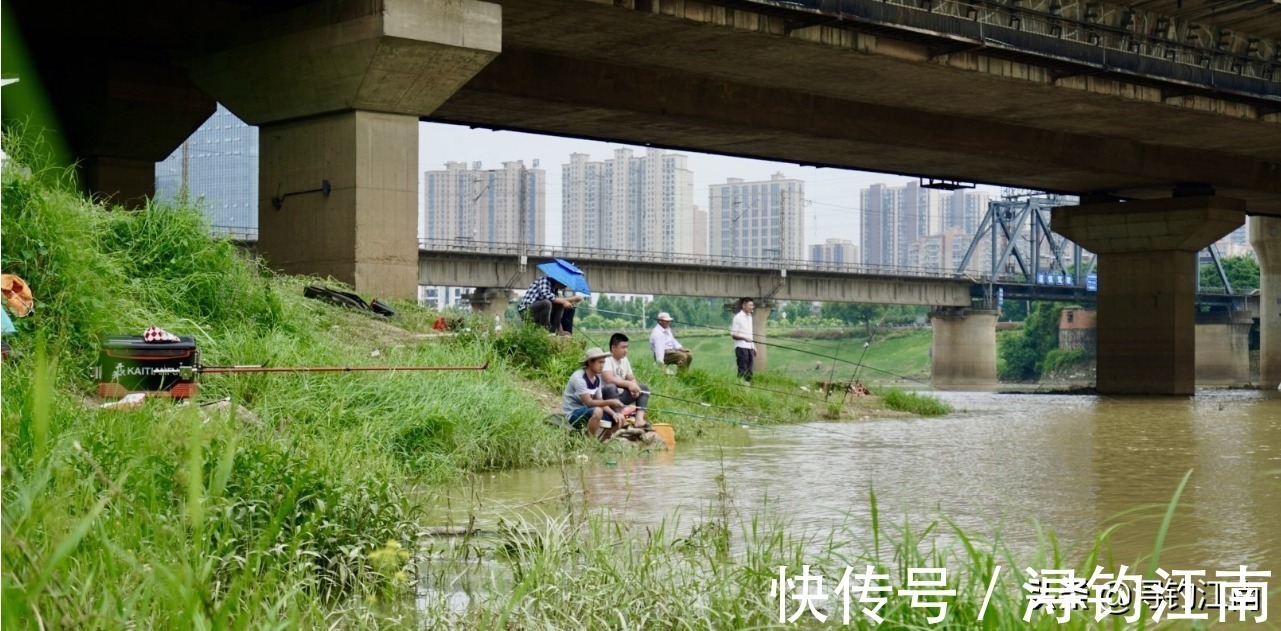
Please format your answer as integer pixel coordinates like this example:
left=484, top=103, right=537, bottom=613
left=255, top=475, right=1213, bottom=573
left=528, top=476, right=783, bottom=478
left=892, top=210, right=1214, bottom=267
left=1195, top=309, right=1253, bottom=387
left=468, top=288, right=513, bottom=324
left=929, top=307, right=997, bottom=390
left=1250, top=216, right=1281, bottom=389
left=1053, top=197, right=1244, bottom=395
left=187, top=0, right=501, bottom=298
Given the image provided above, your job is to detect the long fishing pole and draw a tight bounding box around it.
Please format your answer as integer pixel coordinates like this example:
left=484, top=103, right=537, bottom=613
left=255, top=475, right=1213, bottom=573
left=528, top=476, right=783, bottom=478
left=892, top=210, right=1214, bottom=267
left=578, top=308, right=933, bottom=391
left=586, top=305, right=841, bottom=353
left=841, top=341, right=873, bottom=406
left=157, top=361, right=490, bottom=378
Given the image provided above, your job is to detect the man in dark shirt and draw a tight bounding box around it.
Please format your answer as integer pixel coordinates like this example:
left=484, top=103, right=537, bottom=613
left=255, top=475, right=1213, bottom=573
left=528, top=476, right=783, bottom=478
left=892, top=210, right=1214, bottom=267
left=517, top=276, right=581, bottom=334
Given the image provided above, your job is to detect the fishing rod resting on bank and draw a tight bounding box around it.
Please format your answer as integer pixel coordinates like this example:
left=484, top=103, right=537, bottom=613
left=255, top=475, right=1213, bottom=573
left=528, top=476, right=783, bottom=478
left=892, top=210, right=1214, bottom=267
left=153, top=361, right=490, bottom=380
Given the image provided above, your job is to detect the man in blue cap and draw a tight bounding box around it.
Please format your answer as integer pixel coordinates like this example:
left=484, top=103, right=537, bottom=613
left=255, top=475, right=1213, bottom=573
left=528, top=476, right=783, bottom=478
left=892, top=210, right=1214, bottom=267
left=517, top=276, right=582, bottom=334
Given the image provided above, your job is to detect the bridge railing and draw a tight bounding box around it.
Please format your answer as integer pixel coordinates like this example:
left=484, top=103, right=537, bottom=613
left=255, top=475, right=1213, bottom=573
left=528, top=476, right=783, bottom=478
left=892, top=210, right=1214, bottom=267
left=767, top=0, right=1278, bottom=85
left=417, top=237, right=973, bottom=281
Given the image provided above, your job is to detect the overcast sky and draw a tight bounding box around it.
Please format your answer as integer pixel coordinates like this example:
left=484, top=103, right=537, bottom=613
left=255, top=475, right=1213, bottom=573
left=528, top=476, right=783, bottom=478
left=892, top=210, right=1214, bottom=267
left=418, top=121, right=968, bottom=250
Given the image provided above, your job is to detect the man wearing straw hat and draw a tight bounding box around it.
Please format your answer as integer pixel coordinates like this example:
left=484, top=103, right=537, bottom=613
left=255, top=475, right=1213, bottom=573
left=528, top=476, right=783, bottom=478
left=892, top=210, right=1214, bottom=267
left=562, top=347, right=625, bottom=441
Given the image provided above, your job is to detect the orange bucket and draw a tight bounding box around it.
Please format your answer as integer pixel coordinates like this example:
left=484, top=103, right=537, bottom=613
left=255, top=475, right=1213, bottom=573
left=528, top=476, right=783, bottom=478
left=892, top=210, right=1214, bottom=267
left=651, top=423, right=675, bottom=448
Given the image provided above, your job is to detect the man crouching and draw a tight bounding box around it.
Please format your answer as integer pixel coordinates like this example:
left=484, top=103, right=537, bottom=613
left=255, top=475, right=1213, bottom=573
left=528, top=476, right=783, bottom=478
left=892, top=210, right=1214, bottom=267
left=563, top=347, right=625, bottom=442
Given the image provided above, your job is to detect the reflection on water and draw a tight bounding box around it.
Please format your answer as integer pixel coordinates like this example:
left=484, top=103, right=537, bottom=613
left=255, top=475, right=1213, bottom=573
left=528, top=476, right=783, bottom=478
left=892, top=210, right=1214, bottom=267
left=424, top=390, right=1281, bottom=574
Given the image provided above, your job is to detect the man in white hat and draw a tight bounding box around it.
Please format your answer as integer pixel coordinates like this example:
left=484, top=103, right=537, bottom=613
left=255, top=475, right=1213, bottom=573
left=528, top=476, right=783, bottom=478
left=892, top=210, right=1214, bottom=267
left=649, top=312, right=692, bottom=373
left=562, top=347, right=625, bottom=441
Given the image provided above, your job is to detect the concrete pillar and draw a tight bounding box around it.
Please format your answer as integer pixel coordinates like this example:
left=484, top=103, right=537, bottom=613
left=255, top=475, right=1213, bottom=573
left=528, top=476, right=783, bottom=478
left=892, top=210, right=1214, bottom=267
left=751, top=300, right=774, bottom=373
left=468, top=288, right=513, bottom=323
left=929, top=307, right=998, bottom=390
left=259, top=111, right=419, bottom=298
left=1249, top=216, right=1281, bottom=389
left=2, top=59, right=216, bottom=207
left=189, top=0, right=501, bottom=298
left=1052, top=197, right=1244, bottom=395
left=1195, top=310, right=1252, bottom=386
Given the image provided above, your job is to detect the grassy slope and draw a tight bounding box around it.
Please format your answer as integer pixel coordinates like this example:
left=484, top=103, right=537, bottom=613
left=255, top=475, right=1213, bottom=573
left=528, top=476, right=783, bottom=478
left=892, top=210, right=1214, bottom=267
left=0, top=137, right=835, bottom=627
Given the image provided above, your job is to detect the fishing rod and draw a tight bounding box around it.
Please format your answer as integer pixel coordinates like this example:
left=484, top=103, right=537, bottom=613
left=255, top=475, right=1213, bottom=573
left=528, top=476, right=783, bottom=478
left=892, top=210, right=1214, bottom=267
left=584, top=305, right=840, bottom=353
left=647, top=391, right=801, bottom=425
left=584, top=303, right=932, bottom=383
left=155, top=361, right=490, bottom=379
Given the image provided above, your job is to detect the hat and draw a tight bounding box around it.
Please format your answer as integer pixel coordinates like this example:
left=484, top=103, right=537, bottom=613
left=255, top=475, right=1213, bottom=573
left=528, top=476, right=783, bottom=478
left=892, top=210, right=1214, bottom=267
left=583, top=347, right=609, bottom=364
left=656, top=312, right=673, bottom=322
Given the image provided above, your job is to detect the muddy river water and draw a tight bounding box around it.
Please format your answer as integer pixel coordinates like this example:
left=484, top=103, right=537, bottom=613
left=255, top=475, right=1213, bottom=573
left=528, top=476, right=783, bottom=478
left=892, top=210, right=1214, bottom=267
left=426, top=390, right=1281, bottom=593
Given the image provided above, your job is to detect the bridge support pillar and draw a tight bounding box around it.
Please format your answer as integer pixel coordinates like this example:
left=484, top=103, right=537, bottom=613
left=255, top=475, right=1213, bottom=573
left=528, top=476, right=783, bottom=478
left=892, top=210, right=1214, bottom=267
left=468, top=288, right=513, bottom=323
left=1250, top=216, right=1281, bottom=389
left=929, top=307, right=997, bottom=390
left=1053, top=197, right=1244, bottom=395
left=188, top=0, right=501, bottom=298
left=257, top=111, right=420, bottom=298
left=1195, top=309, right=1252, bottom=386
left=752, top=301, right=774, bottom=373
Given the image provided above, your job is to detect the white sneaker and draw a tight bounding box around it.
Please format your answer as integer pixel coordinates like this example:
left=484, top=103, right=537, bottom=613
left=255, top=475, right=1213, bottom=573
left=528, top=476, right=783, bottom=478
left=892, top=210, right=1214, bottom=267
left=743, top=381, right=751, bottom=388
left=665, top=366, right=676, bottom=376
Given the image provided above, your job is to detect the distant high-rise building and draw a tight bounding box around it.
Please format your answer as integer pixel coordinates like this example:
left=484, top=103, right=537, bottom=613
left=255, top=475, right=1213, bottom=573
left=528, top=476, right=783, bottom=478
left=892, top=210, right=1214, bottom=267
left=908, top=228, right=966, bottom=272
left=709, top=173, right=804, bottom=263
left=859, top=181, right=942, bottom=269
left=693, top=205, right=708, bottom=257
left=155, top=104, right=258, bottom=236
left=421, top=161, right=546, bottom=245
left=943, top=189, right=989, bottom=234
left=562, top=148, right=694, bottom=254
left=810, top=238, right=858, bottom=269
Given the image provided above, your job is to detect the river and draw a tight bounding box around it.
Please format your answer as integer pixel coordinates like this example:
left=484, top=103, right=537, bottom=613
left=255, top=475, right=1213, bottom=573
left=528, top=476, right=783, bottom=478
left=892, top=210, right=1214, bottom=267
left=425, top=390, right=1281, bottom=598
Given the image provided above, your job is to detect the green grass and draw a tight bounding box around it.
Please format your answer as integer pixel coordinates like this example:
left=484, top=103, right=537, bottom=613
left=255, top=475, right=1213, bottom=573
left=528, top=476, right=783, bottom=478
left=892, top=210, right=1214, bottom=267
left=0, top=130, right=576, bottom=626
left=881, top=388, right=953, bottom=416
left=416, top=468, right=1205, bottom=630
left=667, top=328, right=932, bottom=386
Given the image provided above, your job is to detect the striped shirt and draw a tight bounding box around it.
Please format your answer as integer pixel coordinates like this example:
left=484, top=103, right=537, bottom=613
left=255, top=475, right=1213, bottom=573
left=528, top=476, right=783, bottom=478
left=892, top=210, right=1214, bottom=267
left=518, top=277, right=556, bottom=312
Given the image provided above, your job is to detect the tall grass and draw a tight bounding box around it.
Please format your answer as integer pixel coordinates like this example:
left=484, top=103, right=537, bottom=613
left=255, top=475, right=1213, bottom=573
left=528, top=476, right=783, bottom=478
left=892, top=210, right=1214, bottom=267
left=0, top=130, right=571, bottom=626
left=417, top=467, right=1204, bottom=630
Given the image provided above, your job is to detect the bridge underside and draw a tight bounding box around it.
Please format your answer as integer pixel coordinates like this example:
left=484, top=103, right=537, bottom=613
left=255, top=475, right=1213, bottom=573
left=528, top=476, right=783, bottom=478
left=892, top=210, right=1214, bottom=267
left=8, top=0, right=1281, bottom=394
left=428, top=0, right=1281, bottom=215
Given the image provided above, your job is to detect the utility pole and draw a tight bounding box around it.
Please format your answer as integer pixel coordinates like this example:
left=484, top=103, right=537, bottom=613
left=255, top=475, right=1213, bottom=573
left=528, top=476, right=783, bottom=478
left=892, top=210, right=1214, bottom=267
left=518, top=162, right=527, bottom=272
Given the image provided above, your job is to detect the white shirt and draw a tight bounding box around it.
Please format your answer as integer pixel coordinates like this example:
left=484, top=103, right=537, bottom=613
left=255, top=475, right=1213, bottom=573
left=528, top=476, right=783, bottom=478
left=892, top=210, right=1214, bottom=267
left=603, top=355, right=633, bottom=382
left=649, top=324, right=681, bottom=364
left=731, top=310, right=755, bottom=349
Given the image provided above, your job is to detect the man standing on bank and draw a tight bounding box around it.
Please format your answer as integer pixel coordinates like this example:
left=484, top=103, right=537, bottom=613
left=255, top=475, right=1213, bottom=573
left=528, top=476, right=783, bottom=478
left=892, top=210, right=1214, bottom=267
left=730, top=297, right=756, bottom=384
left=649, top=312, right=693, bottom=373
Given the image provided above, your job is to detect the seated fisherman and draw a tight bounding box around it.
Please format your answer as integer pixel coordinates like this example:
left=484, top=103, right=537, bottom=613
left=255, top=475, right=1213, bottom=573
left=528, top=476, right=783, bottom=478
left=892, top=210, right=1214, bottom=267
left=649, top=312, right=692, bottom=372
left=518, top=275, right=582, bottom=335
left=600, top=333, right=651, bottom=429
left=563, top=347, right=625, bottom=441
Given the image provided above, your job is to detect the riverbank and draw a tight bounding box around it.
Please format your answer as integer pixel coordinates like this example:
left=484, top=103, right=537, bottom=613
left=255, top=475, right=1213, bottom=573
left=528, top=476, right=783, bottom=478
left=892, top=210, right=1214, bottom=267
left=6, top=136, right=1257, bottom=629
left=0, top=139, right=923, bottom=627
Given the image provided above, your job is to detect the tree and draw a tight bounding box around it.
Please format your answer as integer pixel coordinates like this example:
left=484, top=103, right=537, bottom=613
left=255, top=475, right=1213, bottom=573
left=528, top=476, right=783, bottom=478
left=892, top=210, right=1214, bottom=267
left=1199, top=254, right=1259, bottom=292
left=998, top=301, right=1062, bottom=381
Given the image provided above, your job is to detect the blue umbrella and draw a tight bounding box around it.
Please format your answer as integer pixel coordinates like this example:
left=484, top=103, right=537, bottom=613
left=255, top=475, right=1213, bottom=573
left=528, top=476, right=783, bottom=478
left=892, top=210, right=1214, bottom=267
left=536, top=259, right=590, bottom=295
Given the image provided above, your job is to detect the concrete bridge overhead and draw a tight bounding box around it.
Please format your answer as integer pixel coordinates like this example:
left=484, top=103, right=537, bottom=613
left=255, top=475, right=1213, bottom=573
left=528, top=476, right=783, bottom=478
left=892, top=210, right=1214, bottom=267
left=418, top=249, right=975, bottom=305
left=7, top=0, right=1281, bottom=394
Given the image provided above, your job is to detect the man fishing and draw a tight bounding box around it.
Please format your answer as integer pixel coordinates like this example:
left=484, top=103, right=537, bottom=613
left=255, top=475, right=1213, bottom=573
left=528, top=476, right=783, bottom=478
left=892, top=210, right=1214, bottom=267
left=649, top=312, right=692, bottom=373
left=730, top=297, right=756, bottom=384
left=562, top=347, right=625, bottom=442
